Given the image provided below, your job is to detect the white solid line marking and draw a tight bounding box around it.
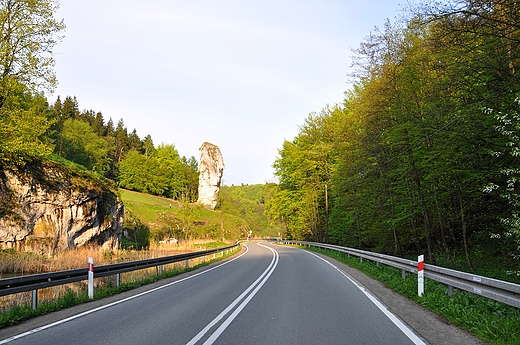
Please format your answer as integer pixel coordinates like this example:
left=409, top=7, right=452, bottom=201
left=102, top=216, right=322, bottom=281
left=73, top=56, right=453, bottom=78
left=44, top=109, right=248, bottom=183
left=187, top=243, right=278, bottom=345
left=305, top=251, right=427, bottom=345
left=0, top=245, right=248, bottom=345
left=203, top=243, right=278, bottom=345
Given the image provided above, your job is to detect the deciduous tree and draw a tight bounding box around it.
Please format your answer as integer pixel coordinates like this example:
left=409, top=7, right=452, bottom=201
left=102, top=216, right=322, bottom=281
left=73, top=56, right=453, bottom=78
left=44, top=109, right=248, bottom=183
left=0, top=0, right=64, bottom=166
left=0, top=0, right=64, bottom=107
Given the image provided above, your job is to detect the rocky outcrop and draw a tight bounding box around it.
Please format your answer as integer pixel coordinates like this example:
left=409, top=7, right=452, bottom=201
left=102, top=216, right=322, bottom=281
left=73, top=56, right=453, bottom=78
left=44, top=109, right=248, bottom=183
left=0, top=159, right=124, bottom=253
left=197, top=142, right=224, bottom=209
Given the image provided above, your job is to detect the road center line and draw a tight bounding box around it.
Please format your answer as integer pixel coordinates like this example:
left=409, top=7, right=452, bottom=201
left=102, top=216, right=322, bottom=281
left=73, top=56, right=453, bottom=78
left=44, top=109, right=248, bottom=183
left=187, top=243, right=279, bottom=345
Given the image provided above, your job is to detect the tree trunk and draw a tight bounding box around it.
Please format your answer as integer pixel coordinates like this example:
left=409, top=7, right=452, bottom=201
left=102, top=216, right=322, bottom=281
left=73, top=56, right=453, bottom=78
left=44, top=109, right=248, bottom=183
left=457, top=187, right=474, bottom=270
left=324, top=183, right=329, bottom=243
left=432, top=175, right=453, bottom=266
left=355, top=209, right=362, bottom=248
left=407, top=144, right=434, bottom=264
left=311, top=191, right=320, bottom=242
left=406, top=179, right=422, bottom=253
left=389, top=202, right=402, bottom=257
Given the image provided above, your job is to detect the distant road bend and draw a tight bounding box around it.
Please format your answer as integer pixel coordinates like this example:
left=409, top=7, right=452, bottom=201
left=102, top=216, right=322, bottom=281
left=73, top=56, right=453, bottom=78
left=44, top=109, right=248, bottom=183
left=1, top=242, right=427, bottom=345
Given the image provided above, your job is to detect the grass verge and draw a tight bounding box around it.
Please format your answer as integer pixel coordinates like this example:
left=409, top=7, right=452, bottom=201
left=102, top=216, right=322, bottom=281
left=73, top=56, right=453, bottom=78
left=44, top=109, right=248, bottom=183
left=0, top=245, right=240, bottom=329
left=305, top=246, right=520, bottom=345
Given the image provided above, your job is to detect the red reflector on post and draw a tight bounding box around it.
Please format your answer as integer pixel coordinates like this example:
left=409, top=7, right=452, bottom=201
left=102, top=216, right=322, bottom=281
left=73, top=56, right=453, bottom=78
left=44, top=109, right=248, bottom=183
left=418, top=255, right=424, bottom=297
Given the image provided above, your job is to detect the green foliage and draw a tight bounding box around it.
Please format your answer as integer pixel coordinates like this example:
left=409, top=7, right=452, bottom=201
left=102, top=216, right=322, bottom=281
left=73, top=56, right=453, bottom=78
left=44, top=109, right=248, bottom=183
left=0, top=108, right=53, bottom=167
left=269, top=109, right=341, bottom=242
left=483, top=97, right=520, bottom=262
left=154, top=143, right=186, bottom=198
left=118, top=150, right=160, bottom=194
left=269, top=0, right=520, bottom=274
left=0, top=0, right=64, bottom=167
left=118, top=145, right=198, bottom=200
left=0, top=85, right=55, bottom=168
left=181, top=155, right=199, bottom=202
left=220, top=183, right=280, bottom=238
left=122, top=209, right=150, bottom=249
left=0, top=0, right=65, bottom=104
left=43, top=94, right=199, bottom=194
left=60, top=119, right=110, bottom=174
left=38, top=155, right=114, bottom=193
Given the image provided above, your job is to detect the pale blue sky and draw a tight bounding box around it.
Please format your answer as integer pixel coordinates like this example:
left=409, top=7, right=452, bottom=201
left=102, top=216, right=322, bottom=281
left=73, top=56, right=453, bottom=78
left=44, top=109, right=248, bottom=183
left=52, top=0, right=410, bottom=185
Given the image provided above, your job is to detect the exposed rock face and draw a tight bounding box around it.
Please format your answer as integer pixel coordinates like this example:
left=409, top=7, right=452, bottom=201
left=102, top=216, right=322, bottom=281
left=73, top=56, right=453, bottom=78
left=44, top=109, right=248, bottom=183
left=197, top=142, right=225, bottom=209
left=0, top=160, right=124, bottom=253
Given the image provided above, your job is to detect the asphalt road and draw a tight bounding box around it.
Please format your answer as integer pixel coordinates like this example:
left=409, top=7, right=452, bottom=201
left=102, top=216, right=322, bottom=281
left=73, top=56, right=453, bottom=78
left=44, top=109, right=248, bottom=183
left=0, top=242, right=482, bottom=345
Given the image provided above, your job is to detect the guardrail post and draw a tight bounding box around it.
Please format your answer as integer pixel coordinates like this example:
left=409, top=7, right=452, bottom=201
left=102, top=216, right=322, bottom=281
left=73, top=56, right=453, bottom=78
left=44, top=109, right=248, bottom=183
left=32, top=289, right=38, bottom=310
left=418, top=255, right=424, bottom=297
left=186, top=259, right=189, bottom=269
left=448, top=285, right=453, bottom=296
left=88, top=257, right=94, bottom=299
left=402, top=269, right=406, bottom=280
left=116, top=273, right=120, bottom=287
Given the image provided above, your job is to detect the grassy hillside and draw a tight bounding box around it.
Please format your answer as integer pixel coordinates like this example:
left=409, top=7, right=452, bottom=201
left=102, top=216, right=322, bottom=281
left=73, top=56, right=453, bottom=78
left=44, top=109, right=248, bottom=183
left=120, top=189, right=252, bottom=248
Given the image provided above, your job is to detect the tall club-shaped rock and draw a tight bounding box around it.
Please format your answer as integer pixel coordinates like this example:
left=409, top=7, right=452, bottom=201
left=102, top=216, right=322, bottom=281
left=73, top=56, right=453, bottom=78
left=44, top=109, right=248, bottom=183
left=197, top=142, right=225, bottom=209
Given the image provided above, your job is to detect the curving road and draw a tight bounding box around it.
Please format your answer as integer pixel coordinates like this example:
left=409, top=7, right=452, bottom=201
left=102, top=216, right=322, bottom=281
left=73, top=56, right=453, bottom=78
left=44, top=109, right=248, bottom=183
left=1, top=242, right=427, bottom=344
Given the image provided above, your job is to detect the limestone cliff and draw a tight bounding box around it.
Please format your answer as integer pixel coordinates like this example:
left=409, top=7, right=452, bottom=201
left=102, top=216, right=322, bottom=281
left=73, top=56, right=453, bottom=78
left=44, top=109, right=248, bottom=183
left=0, top=159, right=124, bottom=253
left=197, top=142, right=224, bottom=209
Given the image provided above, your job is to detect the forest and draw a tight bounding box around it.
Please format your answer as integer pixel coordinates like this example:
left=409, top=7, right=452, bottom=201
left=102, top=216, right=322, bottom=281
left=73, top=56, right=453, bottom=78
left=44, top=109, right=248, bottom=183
left=0, top=0, right=198, bottom=205
left=266, top=0, right=520, bottom=271
left=50, top=95, right=200, bottom=202
left=0, top=90, right=201, bottom=202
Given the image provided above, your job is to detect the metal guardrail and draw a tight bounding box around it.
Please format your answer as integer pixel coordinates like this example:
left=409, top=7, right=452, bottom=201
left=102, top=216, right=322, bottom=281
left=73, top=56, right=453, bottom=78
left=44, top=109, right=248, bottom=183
left=282, top=240, right=520, bottom=309
left=0, top=242, right=240, bottom=308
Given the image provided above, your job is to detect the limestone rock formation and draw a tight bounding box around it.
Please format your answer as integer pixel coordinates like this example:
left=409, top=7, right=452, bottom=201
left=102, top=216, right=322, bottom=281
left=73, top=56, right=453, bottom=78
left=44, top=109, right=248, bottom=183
left=0, top=159, right=124, bottom=253
left=197, top=142, right=225, bottom=209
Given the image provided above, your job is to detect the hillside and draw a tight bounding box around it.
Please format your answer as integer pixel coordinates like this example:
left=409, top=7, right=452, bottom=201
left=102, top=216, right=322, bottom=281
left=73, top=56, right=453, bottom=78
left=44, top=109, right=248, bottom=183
left=120, top=188, right=277, bottom=248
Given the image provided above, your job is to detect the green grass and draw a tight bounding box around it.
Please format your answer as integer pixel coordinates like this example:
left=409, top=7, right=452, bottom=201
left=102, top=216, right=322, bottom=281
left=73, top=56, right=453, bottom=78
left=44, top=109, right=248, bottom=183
left=119, top=189, right=249, bottom=242
left=0, top=245, right=240, bottom=329
left=119, top=189, right=174, bottom=224
left=305, top=246, right=520, bottom=345
left=196, top=241, right=232, bottom=249
left=43, top=154, right=114, bottom=191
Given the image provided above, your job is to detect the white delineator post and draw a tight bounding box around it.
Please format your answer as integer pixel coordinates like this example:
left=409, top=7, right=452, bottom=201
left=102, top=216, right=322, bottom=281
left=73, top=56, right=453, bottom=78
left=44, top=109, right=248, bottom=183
left=418, top=254, right=424, bottom=297
left=88, top=257, right=94, bottom=299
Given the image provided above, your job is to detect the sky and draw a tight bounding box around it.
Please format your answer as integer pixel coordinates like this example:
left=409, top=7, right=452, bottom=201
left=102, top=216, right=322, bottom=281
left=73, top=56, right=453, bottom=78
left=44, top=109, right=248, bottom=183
left=51, top=0, right=409, bottom=186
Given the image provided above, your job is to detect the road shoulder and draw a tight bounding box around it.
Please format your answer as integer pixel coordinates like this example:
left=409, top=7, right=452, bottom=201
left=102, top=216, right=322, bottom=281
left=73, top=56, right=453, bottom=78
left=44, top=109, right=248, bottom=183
left=311, top=251, right=487, bottom=345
